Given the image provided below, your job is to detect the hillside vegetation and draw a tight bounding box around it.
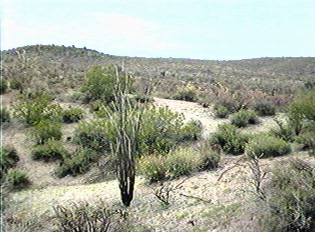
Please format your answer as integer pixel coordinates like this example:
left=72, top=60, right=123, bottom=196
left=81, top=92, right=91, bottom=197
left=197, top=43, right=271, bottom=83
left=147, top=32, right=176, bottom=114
left=1, top=45, right=315, bottom=231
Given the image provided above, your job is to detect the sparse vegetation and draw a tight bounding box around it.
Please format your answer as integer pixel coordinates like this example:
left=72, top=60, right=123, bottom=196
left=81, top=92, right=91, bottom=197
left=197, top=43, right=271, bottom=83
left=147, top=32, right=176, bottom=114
left=258, top=159, right=315, bottom=231
left=53, top=201, right=126, bottom=232
left=1, top=45, right=315, bottom=231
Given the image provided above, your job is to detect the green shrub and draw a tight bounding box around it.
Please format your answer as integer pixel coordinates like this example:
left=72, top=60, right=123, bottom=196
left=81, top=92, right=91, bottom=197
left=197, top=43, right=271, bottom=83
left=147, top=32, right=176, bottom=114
left=13, top=92, right=62, bottom=125
left=230, top=110, right=259, bottom=128
left=6, top=169, right=31, bottom=190
left=0, top=107, right=10, bottom=124
left=55, top=149, right=99, bottom=178
left=30, top=121, right=62, bottom=145
left=260, top=159, right=315, bottom=231
left=173, top=89, right=197, bottom=102
left=269, top=119, right=294, bottom=142
left=252, top=101, right=276, bottom=116
left=31, top=140, right=69, bottom=162
left=295, top=123, right=315, bottom=156
left=61, top=107, right=84, bottom=123
left=74, top=120, right=113, bottom=152
left=138, top=155, right=168, bottom=183
left=81, top=65, right=131, bottom=103
left=179, top=119, right=202, bottom=141
left=0, top=146, right=19, bottom=180
left=209, top=123, right=248, bottom=155
left=287, top=90, right=315, bottom=135
left=166, top=148, right=202, bottom=179
left=197, top=140, right=221, bottom=170
left=0, top=78, right=8, bottom=94
left=246, top=134, right=291, bottom=158
left=213, top=105, right=229, bottom=118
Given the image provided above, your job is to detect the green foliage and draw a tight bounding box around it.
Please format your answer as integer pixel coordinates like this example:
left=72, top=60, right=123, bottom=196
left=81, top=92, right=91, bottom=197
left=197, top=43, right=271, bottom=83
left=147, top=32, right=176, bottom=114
left=61, top=107, right=84, bottom=123
left=13, top=91, right=62, bottom=126
left=260, top=159, right=315, bottom=231
left=295, top=123, right=315, bottom=156
left=178, top=119, right=202, bottom=141
left=0, top=78, right=8, bottom=94
left=230, top=110, right=259, bottom=128
left=173, top=89, right=197, bottom=102
left=77, top=105, right=199, bottom=157
left=269, top=119, right=294, bottom=142
left=81, top=65, right=132, bottom=103
left=213, top=105, right=229, bottom=118
left=138, top=155, right=168, bottom=183
left=55, top=149, right=99, bottom=178
left=5, top=169, right=31, bottom=190
left=197, top=140, right=221, bottom=171
left=74, top=120, right=113, bottom=153
left=209, top=123, right=248, bottom=155
left=0, top=107, right=10, bottom=124
left=10, top=78, right=23, bottom=91
left=53, top=201, right=125, bottom=232
left=30, top=121, right=62, bottom=145
left=0, top=146, right=19, bottom=180
left=166, top=148, right=202, bottom=178
left=31, top=140, right=69, bottom=162
left=246, top=134, right=291, bottom=158
left=287, top=90, right=315, bottom=135
left=139, top=145, right=220, bottom=182
left=252, top=100, right=276, bottom=116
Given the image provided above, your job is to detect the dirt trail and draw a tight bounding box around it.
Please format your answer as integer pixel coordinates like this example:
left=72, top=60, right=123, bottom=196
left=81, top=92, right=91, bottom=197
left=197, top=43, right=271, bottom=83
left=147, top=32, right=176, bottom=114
left=154, top=97, right=229, bottom=137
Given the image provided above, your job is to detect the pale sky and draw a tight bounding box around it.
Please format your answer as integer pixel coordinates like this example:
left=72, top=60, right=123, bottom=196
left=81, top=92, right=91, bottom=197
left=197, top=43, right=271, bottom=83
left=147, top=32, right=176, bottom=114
left=1, top=0, right=315, bottom=60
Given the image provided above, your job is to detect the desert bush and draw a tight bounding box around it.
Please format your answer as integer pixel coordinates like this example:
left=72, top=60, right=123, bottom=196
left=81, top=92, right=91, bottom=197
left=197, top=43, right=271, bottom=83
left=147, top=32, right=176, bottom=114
left=30, top=121, right=62, bottom=145
left=246, top=134, right=291, bottom=158
left=166, top=148, right=202, bottom=179
left=252, top=100, right=276, bottom=116
left=61, top=107, right=84, bottom=123
left=259, top=159, right=315, bottom=231
left=173, top=89, right=197, bottom=102
left=179, top=119, right=202, bottom=141
left=81, top=65, right=131, bottom=103
left=295, top=123, right=315, bottom=156
left=197, top=140, right=221, bottom=170
left=10, top=78, right=23, bottom=91
left=74, top=120, right=114, bottom=153
left=31, top=140, right=69, bottom=162
left=269, top=118, right=294, bottom=142
left=53, top=201, right=126, bottom=232
left=0, top=146, right=19, bottom=180
left=0, top=78, right=8, bottom=94
left=209, top=123, right=248, bottom=155
left=287, top=90, right=315, bottom=135
left=230, top=110, right=258, bottom=128
left=0, top=107, right=10, bottom=124
left=13, top=91, right=62, bottom=125
left=5, top=169, right=31, bottom=190
left=55, top=148, right=99, bottom=178
left=138, top=155, right=168, bottom=183
left=213, top=105, right=229, bottom=118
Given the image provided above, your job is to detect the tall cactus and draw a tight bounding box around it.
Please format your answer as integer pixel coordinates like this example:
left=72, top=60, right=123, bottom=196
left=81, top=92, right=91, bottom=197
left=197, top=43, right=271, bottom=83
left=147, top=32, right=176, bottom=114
left=106, top=66, right=144, bottom=207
